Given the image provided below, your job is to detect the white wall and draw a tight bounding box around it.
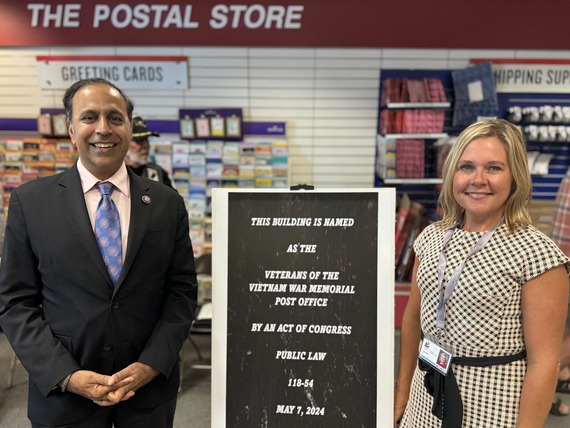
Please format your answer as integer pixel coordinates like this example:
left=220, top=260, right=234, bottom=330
left=2, top=46, right=570, bottom=188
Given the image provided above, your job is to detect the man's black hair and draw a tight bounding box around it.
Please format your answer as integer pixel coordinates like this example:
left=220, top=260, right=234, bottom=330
left=62, top=78, right=134, bottom=122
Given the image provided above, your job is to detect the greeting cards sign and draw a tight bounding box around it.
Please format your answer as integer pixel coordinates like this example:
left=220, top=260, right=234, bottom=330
left=36, top=55, right=188, bottom=90
left=212, top=189, right=395, bottom=427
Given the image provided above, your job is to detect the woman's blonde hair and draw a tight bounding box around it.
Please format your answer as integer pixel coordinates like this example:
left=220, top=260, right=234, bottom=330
left=438, top=119, right=531, bottom=232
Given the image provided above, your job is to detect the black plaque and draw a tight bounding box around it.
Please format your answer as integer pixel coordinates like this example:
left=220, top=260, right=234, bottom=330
left=226, top=191, right=380, bottom=427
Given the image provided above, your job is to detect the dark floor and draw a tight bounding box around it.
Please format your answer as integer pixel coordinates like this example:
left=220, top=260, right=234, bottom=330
left=0, top=331, right=567, bottom=427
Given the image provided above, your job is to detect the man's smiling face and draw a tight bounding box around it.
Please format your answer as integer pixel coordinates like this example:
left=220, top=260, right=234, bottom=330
left=68, top=83, right=131, bottom=181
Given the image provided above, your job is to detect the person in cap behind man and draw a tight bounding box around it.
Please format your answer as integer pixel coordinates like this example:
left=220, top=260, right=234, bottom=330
left=125, top=116, right=174, bottom=188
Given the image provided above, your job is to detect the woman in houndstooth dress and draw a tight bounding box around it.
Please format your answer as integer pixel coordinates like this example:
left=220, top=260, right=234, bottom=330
left=394, top=119, right=570, bottom=427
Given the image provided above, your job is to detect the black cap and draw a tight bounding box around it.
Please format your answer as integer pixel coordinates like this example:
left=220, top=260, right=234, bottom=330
left=132, top=116, right=159, bottom=141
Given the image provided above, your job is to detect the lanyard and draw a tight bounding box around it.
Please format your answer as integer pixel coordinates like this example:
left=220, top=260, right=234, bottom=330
left=435, top=220, right=502, bottom=331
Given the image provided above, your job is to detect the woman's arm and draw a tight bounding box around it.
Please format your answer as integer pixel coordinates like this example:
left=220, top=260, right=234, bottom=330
left=518, top=265, right=569, bottom=428
left=394, top=257, right=422, bottom=423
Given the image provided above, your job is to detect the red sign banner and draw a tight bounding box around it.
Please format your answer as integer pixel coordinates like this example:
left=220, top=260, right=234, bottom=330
left=2, top=1, right=570, bottom=49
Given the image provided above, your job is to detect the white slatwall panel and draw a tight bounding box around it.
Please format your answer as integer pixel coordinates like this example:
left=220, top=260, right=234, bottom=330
left=2, top=47, right=570, bottom=187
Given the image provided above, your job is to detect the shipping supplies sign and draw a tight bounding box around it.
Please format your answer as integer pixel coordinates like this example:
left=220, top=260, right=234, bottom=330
left=212, top=189, right=395, bottom=427
left=471, top=59, right=570, bottom=93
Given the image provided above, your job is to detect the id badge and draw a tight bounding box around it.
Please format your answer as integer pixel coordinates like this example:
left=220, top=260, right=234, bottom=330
left=419, top=337, right=453, bottom=376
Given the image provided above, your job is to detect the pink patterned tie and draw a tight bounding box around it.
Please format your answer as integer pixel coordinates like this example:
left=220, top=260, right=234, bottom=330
left=95, top=182, right=122, bottom=284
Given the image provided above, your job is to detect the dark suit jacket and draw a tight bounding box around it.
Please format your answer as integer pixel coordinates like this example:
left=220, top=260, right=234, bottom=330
left=0, top=164, right=197, bottom=425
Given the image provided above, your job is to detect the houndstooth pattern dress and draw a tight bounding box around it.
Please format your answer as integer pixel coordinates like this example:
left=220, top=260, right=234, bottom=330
left=399, top=222, right=569, bottom=428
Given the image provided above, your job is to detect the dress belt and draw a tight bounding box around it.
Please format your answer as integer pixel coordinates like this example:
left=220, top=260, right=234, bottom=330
left=419, top=350, right=526, bottom=428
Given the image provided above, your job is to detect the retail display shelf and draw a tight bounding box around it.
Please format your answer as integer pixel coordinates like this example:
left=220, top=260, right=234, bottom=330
left=395, top=282, right=411, bottom=328
left=383, top=178, right=443, bottom=185
left=395, top=281, right=411, bottom=291
left=383, top=133, right=448, bottom=139
left=386, top=102, right=451, bottom=109
left=526, top=139, right=570, bottom=143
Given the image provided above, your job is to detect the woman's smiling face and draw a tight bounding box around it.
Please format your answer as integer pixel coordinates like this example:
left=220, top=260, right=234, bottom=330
left=452, top=136, right=513, bottom=231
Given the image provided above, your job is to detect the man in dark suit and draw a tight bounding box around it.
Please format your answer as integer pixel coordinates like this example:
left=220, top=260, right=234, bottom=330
left=0, top=78, right=197, bottom=427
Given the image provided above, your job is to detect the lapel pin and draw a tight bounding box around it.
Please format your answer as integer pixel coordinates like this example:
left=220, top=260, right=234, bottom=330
left=142, top=195, right=151, bottom=205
